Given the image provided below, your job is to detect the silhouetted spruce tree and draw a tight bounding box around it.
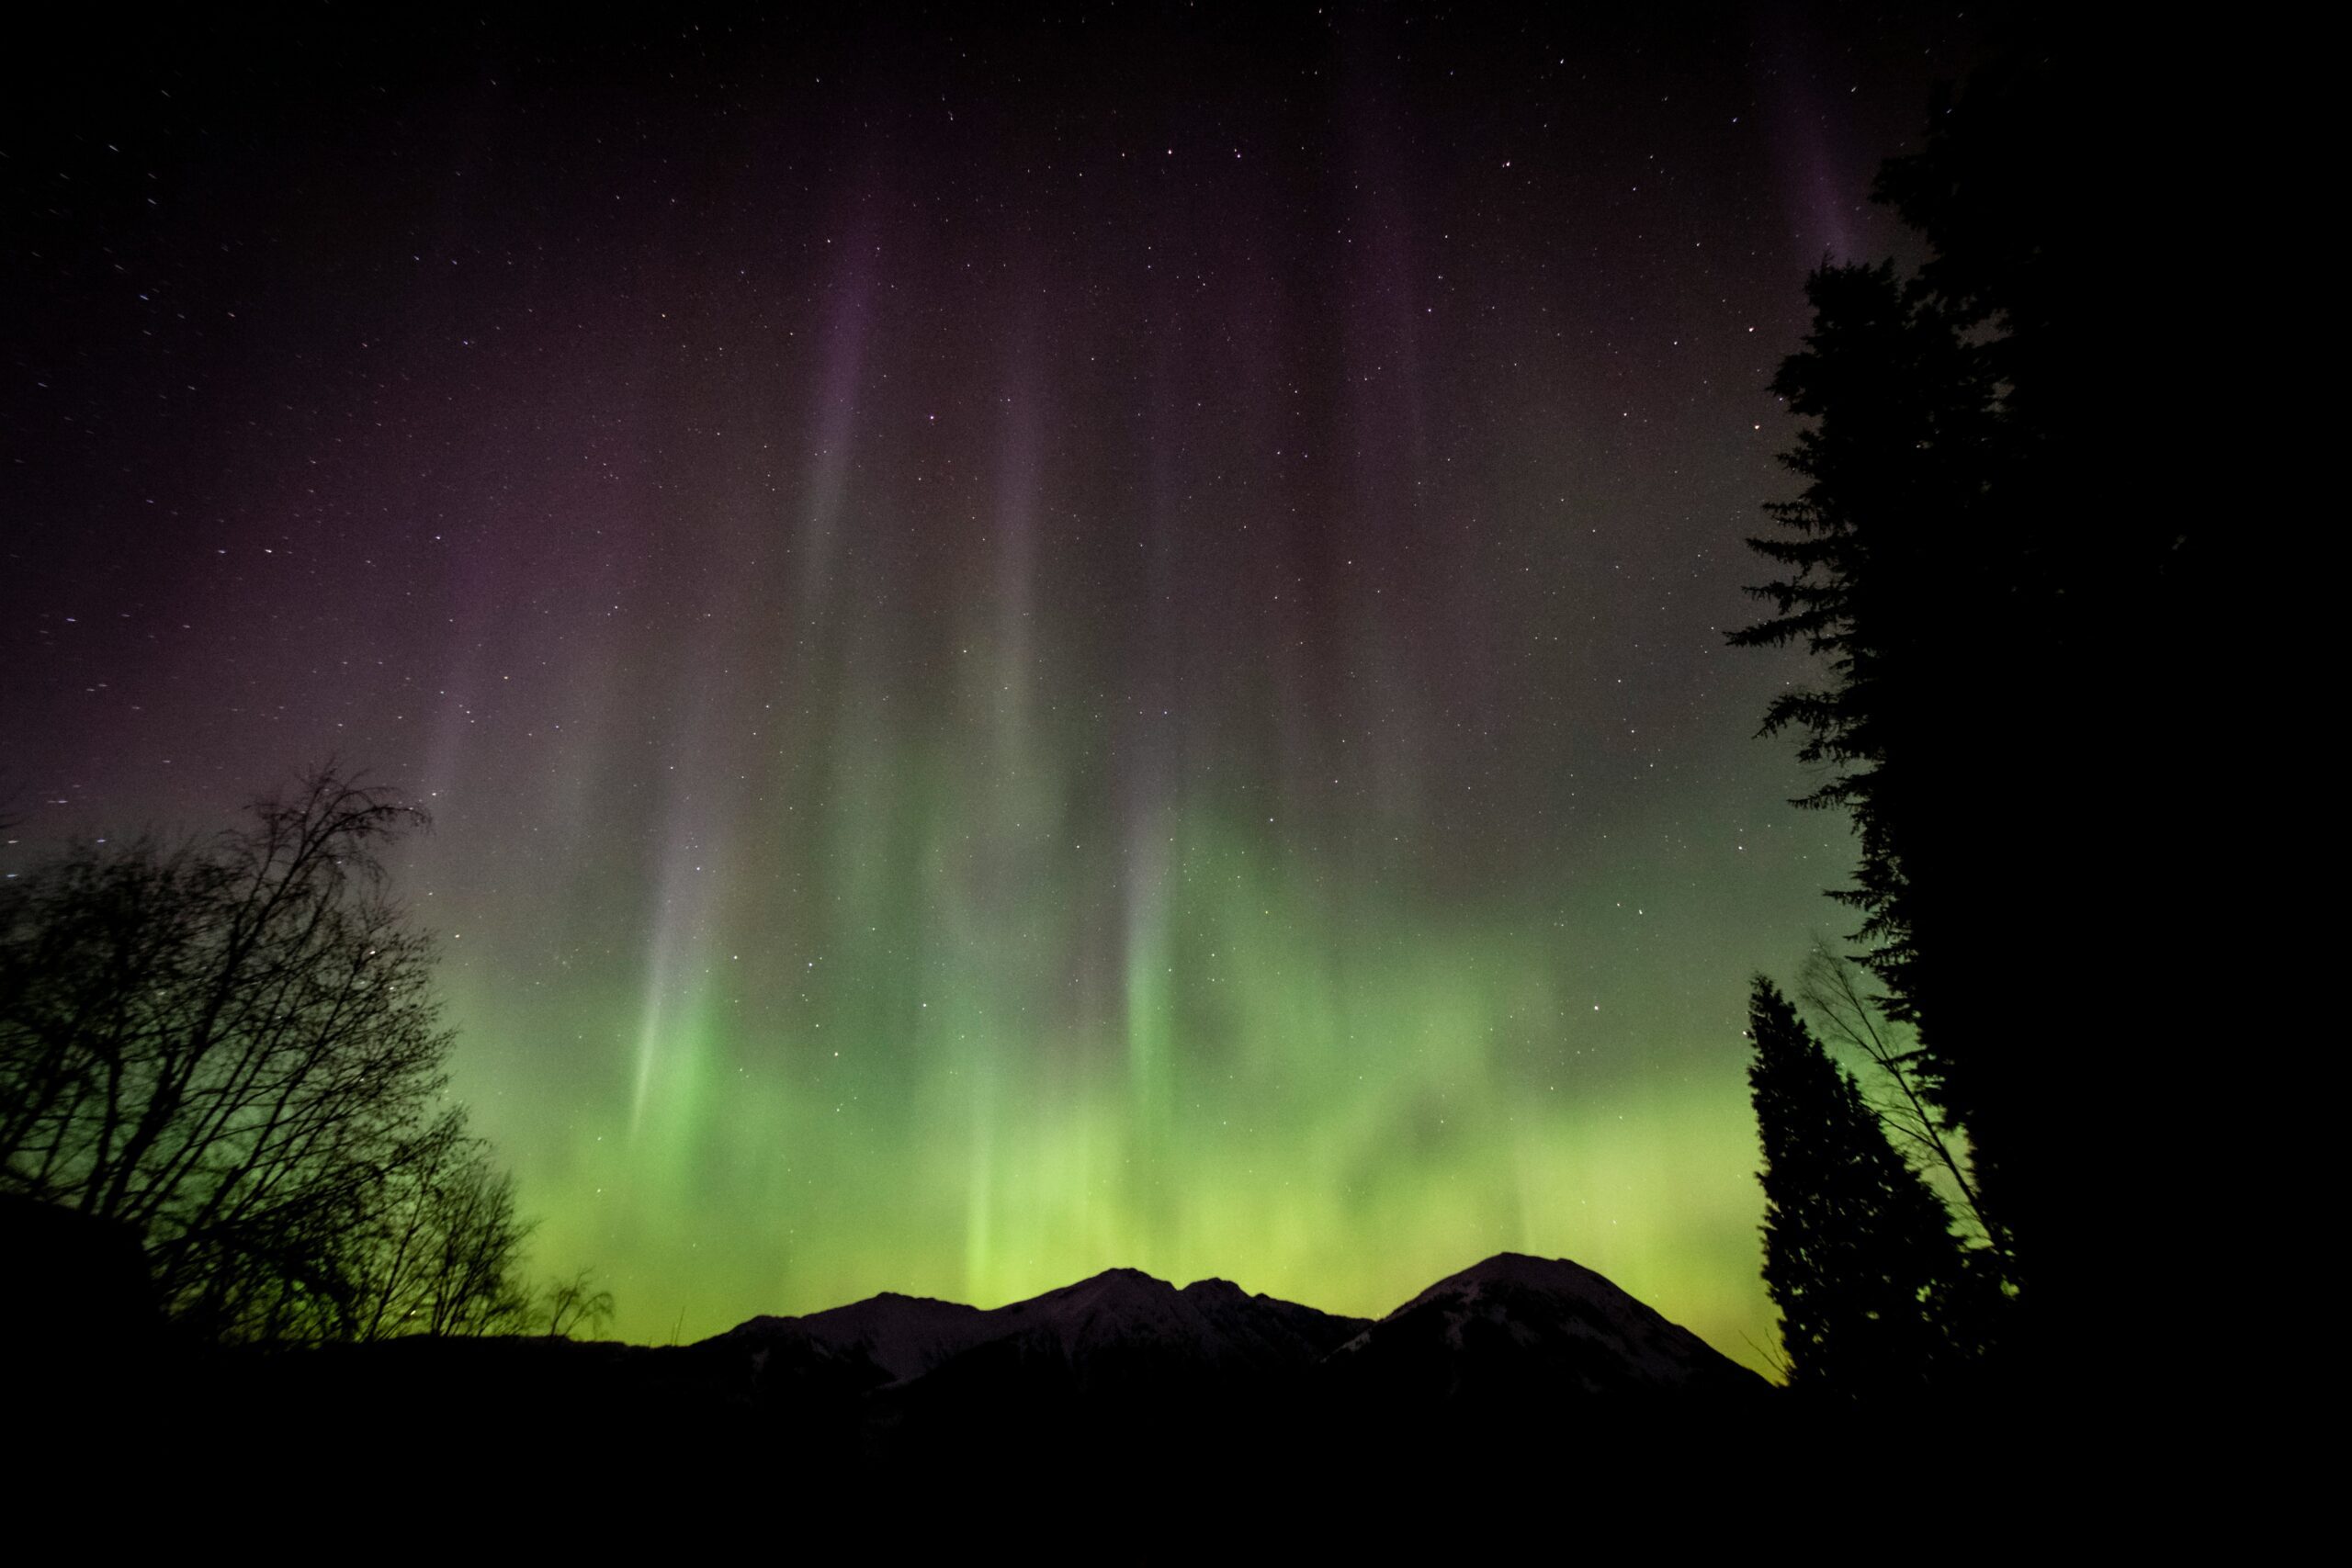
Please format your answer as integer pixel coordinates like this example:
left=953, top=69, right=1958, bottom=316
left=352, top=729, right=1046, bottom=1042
left=1747, top=976, right=1963, bottom=1395
left=1733, top=48, right=2197, bottom=1347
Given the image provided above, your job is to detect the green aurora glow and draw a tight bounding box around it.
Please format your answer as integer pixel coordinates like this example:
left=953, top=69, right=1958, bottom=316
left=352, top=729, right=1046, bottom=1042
left=0, top=10, right=1987, bottom=1371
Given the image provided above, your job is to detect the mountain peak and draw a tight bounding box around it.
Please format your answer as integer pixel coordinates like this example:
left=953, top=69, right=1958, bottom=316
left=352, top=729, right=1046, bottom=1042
left=1433, top=1252, right=1615, bottom=1294
left=1047, top=1266, right=1179, bottom=1304
left=708, top=1289, right=993, bottom=1384
left=1371, top=1252, right=1655, bottom=1324
left=1336, top=1250, right=1768, bottom=1397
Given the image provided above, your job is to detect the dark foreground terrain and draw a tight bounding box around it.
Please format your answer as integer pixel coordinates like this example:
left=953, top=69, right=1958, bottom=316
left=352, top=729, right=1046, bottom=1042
left=18, top=1227, right=2088, bottom=1507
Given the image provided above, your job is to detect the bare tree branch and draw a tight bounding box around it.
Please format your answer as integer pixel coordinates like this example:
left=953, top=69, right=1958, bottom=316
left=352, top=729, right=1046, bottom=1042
left=1798, top=941, right=2008, bottom=1258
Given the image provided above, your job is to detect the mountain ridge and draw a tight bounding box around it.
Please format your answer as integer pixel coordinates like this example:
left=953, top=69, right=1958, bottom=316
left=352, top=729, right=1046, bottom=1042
left=706, top=1252, right=1764, bottom=1397
left=713, top=1263, right=1379, bottom=1396
left=178, top=1250, right=1771, bottom=1472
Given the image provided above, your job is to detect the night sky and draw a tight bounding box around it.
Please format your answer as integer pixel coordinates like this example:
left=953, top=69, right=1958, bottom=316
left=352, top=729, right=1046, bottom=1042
left=1, top=7, right=2001, bottom=1367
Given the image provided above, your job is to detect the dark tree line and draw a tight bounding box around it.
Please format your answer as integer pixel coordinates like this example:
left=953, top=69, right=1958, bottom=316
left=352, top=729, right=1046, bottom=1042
left=1737, top=44, right=2194, bottom=1390
left=0, top=769, right=607, bottom=1345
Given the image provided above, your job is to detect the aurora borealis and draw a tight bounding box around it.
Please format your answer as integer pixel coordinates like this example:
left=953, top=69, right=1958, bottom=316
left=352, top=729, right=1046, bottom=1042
left=1, top=8, right=2003, bottom=1369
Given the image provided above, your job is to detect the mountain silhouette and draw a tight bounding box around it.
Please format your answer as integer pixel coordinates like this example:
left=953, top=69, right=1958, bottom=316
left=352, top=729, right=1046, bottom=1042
left=715, top=1267, right=1371, bottom=1390
left=720, top=1290, right=996, bottom=1386
left=693, top=1253, right=1766, bottom=1460
left=1327, top=1252, right=1767, bottom=1404
left=153, top=1251, right=1768, bottom=1473
left=714, top=1266, right=1371, bottom=1455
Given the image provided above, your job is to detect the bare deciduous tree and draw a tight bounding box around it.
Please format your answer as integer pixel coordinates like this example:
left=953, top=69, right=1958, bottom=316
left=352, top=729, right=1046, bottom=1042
left=349, top=1111, right=536, bottom=1340
left=540, top=1267, right=616, bottom=1339
left=0, top=767, right=535, bottom=1342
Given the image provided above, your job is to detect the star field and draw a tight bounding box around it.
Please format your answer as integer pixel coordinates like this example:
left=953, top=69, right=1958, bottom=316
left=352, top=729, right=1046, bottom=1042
left=0, top=8, right=2002, bottom=1365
